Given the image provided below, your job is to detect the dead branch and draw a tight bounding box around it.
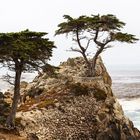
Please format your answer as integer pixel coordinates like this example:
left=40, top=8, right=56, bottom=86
left=2, top=73, right=14, bottom=85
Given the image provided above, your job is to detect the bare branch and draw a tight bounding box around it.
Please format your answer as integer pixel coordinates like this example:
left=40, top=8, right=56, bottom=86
left=94, top=29, right=104, bottom=47
left=104, top=45, right=113, bottom=49
left=25, top=61, right=40, bottom=68
left=2, top=73, right=14, bottom=85
left=96, top=45, right=101, bottom=49
left=79, top=36, right=87, bottom=40
left=75, top=29, right=90, bottom=66
left=69, top=47, right=83, bottom=54
left=104, top=38, right=112, bottom=45
left=86, top=52, right=92, bottom=57
left=75, top=30, right=85, bottom=52
left=98, top=31, right=105, bottom=39
left=85, top=38, right=92, bottom=51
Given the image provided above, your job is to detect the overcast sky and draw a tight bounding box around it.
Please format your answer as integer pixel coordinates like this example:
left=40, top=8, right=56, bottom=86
left=0, top=0, right=140, bottom=68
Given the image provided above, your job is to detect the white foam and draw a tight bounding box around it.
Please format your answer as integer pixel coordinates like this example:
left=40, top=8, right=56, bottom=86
left=118, top=98, right=140, bottom=130
left=119, top=98, right=140, bottom=111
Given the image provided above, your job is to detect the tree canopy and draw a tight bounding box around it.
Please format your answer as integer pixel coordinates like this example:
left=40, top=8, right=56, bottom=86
left=56, top=14, right=138, bottom=76
left=0, top=29, right=55, bottom=72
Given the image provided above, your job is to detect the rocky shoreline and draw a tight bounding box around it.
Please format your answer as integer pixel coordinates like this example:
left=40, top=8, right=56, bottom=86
left=0, top=57, right=140, bottom=140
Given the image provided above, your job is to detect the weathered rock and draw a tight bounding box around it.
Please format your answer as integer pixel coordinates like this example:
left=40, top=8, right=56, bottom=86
left=2, top=57, right=140, bottom=139
left=20, top=81, right=28, bottom=89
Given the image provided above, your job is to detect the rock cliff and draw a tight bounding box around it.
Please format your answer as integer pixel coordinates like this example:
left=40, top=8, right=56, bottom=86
left=1, top=57, right=140, bottom=140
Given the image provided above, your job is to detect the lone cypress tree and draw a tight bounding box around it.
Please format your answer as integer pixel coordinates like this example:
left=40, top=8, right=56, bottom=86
left=55, top=14, right=138, bottom=76
left=0, top=29, right=55, bottom=128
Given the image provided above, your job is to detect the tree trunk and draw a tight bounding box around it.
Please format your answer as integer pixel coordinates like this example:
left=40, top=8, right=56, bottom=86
left=75, top=29, right=91, bottom=75
left=89, top=47, right=104, bottom=77
left=6, top=67, right=22, bottom=128
left=90, top=56, right=98, bottom=77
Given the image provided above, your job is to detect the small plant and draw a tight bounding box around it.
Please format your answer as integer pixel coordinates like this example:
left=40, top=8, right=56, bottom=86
left=67, top=58, right=76, bottom=67
left=0, top=100, right=10, bottom=125
left=22, top=87, right=44, bottom=103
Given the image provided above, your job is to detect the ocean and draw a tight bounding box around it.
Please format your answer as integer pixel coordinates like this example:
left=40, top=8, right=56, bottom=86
left=108, top=65, right=140, bottom=130
left=0, top=69, right=37, bottom=92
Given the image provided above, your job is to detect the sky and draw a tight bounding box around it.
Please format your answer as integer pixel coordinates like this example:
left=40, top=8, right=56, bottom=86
left=0, top=0, right=140, bottom=68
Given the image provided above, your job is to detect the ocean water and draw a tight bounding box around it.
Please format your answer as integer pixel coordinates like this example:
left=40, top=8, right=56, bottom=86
left=0, top=69, right=37, bottom=92
left=108, top=65, right=140, bottom=130
left=119, top=99, right=140, bottom=130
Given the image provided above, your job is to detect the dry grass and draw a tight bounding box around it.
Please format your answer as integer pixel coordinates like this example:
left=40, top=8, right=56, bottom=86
left=37, top=99, right=55, bottom=109
left=18, top=98, right=38, bottom=112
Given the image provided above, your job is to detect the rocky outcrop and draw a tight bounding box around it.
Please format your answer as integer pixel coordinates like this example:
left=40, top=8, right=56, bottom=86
left=3, top=57, right=140, bottom=139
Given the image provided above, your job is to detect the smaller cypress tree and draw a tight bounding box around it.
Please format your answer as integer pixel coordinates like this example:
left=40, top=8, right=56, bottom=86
left=0, top=29, right=55, bottom=128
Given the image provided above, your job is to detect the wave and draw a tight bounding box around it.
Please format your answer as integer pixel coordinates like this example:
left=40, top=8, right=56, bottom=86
left=119, top=98, right=140, bottom=130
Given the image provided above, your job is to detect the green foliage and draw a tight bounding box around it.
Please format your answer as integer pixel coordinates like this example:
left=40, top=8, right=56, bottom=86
left=56, top=14, right=138, bottom=44
left=0, top=29, right=56, bottom=72
left=55, top=15, right=87, bottom=35
left=0, top=100, right=10, bottom=116
left=112, top=32, right=138, bottom=43
left=87, top=14, right=125, bottom=31
left=0, top=99, right=10, bottom=125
